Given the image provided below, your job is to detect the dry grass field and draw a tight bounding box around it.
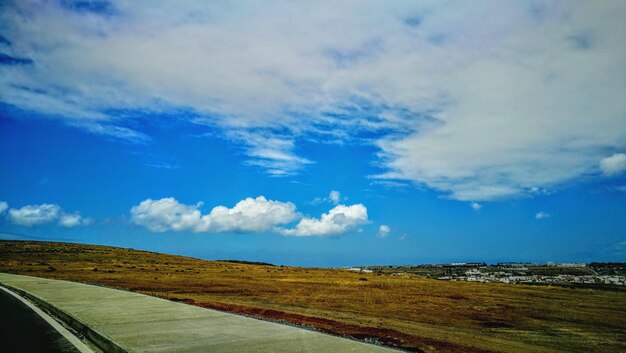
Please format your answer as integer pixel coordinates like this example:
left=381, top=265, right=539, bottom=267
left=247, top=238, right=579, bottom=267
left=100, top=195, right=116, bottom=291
left=1, top=240, right=624, bottom=353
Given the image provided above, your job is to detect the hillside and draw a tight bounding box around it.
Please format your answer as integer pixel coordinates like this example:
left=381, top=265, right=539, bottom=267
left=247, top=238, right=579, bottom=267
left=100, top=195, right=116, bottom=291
left=1, top=240, right=625, bottom=353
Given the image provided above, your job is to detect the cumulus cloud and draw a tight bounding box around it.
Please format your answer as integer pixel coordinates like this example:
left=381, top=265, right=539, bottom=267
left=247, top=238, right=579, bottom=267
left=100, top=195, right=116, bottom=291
left=2, top=1, right=625, bottom=193
left=207, top=197, right=299, bottom=232
left=131, top=196, right=369, bottom=236
left=277, top=204, right=368, bottom=237
left=58, top=213, right=93, bottom=228
left=9, top=204, right=61, bottom=226
left=471, top=202, right=482, bottom=211
left=131, top=196, right=298, bottom=233
left=535, top=211, right=551, bottom=220
left=600, top=153, right=626, bottom=176
left=0, top=201, right=8, bottom=214
left=378, top=224, right=390, bottom=238
left=130, top=198, right=204, bottom=232
left=6, top=203, right=90, bottom=227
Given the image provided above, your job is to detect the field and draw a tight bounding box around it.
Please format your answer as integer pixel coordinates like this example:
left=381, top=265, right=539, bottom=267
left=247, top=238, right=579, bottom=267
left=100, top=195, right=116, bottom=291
left=1, top=241, right=625, bottom=353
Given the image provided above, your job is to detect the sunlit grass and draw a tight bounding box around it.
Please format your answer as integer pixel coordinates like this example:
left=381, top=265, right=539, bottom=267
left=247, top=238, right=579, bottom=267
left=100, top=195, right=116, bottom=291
left=1, top=241, right=624, bottom=353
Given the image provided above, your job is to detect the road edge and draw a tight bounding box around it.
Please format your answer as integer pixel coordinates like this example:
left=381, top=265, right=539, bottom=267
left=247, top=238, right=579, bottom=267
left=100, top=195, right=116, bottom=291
left=0, top=283, right=129, bottom=353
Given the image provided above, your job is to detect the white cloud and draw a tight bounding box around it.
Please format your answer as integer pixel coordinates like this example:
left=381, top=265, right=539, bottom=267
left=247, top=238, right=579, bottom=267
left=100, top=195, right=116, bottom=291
left=9, top=204, right=61, bottom=226
left=0, top=201, right=8, bottom=214
left=233, top=131, right=312, bottom=176
left=58, top=213, right=92, bottom=228
left=535, top=211, right=551, bottom=220
left=130, top=196, right=298, bottom=233
left=329, top=190, right=340, bottom=205
left=130, top=198, right=204, bottom=232
left=205, top=197, right=298, bottom=232
left=378, top=224, right=390, bottom=238
left=471, top=202, right=482, bottom=211
left=600, top=153, right=626, bottom=176
left=7, top=203, right=91, bottom=227
left=308, top=190, right=342, bottom=205
left=308, top=197, right=324, bottom=205
left=278, top=204, right=368, bottom=237
left=131, top=196, right=369, bottom=236
left=2, top=1, right=625, bottom=192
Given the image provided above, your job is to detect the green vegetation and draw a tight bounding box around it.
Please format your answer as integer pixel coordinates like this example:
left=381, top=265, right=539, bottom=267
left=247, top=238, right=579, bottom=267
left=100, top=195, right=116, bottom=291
left=1, top=241, right=625, bottom=353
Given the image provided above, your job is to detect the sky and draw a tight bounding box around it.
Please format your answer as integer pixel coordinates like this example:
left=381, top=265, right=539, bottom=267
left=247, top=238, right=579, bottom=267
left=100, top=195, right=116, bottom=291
left=1, top=0, right=625, bottom=266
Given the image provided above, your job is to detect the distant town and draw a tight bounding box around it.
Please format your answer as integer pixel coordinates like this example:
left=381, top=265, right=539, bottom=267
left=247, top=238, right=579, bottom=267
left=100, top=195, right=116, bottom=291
left=344, top=262, right=626, bottom=289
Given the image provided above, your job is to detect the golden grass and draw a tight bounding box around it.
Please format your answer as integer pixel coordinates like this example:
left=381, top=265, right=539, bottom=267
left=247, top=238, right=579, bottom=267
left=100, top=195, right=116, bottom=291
left=1, top=241, right=624, bottom=353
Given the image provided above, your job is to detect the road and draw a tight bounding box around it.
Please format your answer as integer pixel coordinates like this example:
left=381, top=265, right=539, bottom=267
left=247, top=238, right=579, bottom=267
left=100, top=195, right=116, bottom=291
left=0, top=287, right=82, bottom=353
left=0, top=273, right=397, bottom=353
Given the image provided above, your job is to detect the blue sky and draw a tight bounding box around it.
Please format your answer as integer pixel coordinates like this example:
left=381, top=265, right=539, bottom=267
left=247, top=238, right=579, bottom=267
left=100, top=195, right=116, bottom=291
left=1, top=0, right=625, bottom=266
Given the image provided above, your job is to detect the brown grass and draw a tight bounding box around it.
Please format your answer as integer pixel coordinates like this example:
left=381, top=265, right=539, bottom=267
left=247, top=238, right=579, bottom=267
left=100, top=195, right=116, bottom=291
left=1, top=241, right=625, bottom=353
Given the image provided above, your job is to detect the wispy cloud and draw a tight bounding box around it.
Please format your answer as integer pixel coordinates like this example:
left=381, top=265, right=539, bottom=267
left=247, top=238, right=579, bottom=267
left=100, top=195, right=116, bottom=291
left=1, top=1, right=625, bottom=196
left=233, top=131, right=313, bottom=176
left=378, top=224, right=390, bottom=238
left=144, top=162, right=180, bottom=169
left=369, top=180, right=410, bottom=189
left=309, top=190, right=342, bottom=205
left=614, top=240, right=626, bottom=254
left=329, top=190, right=340, bottom=205
left=0, top=201, right=8, bottom=214
left=74, top=122, right=151, bottom=144
left=535, top=211, right=551, bottom=220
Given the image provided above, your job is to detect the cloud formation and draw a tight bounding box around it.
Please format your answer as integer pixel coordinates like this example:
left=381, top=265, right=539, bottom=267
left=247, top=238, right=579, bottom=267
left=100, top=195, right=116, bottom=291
left=130, top=196, right=298, bottom=233
left=471, top=202, right=482, bottom=211
left=9, top=204, right=61, bottom=226
left=600, top=153, right=626, bottom=176
left=58, top=212, right=93, bottom=228
left=130, top=196, right=369, bottom=236
left=329, top=190, right=340, bottom=205
left=5, top=202, right=89, bottom=227
left=0, top=201, right=8, bottom=214
left=309, top=190, right=342, bottom=205
left=2, top=1, right=625, bottom=196
left=277, top=204, right=368, bottom=237
left=535, top=211, right=551, bottom=220
left=378, top=224, right=390, bottom=238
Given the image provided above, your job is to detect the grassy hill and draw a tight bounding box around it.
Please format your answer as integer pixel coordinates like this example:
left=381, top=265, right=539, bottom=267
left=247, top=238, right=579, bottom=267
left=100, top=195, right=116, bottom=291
left=1, top=240, right=624, bottom=353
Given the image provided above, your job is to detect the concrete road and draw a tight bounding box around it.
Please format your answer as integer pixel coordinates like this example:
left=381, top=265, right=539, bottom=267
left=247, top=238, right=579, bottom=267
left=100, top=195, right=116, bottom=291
left=0, top=286, right=83, bottom=353
left=0, top=273, right=398, bottom=353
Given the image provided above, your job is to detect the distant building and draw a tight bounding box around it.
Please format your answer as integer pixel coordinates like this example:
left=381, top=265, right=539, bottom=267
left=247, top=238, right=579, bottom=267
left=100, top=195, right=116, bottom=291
left=345, top=267, right=372, bottom=273
left=556, top=263, right=587, bottom=268
left=496, top=262, right=533, bottom=269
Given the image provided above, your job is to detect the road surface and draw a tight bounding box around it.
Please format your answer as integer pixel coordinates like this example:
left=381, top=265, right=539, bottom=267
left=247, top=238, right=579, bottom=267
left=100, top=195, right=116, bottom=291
left=0, top=273, right=398, bottom=353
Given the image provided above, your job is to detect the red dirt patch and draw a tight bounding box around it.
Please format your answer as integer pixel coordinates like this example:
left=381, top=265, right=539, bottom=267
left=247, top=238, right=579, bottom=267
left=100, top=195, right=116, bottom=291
left=178, top=299, right=498, bottom=353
